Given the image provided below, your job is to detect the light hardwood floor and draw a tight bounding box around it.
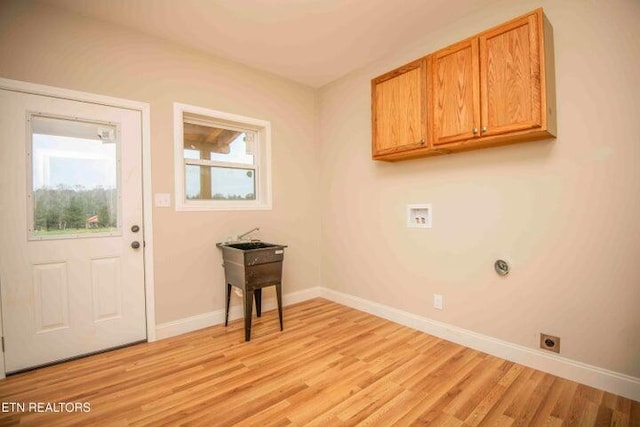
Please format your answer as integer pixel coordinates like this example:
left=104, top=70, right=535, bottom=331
left=0, top=298, right=638, bottom=426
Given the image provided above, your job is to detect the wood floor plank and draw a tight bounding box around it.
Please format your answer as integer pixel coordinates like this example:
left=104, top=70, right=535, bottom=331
left=353, top=388, right=417, bottom=426
left=528, top=376, right=565, bottom=425
left=0, top=298, right=637, bottom=426
left=477, top=366, right=537, bottom=424
left=443, top=356, right=510, bottom=419
left=550, top=379, right=579, bottom=420
left=394, top=352, right=487, bottom=425
left=305, top=376, right=402, bottom=425
left=463, top=363, right=524, bottom=426
left=504, top=370, right=552, bottom=425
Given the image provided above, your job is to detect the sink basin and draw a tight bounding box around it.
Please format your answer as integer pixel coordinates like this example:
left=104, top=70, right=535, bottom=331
left=224, top=242, right=277, bottom=250
left=217, top=241, right=287, bottom=266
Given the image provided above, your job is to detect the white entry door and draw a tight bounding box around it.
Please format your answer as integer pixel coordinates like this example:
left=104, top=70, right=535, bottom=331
left=0, top=89, right=147, bottom=373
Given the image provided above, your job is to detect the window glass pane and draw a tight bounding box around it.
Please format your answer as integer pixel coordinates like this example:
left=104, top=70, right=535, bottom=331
left=183, top=122, right=254, bottom=165
left=212, top=167, right=255, bottom=200
left=185, top=164, right=202, bottom=200
left=184, top=148, right=200, bottom=160
left=209, top=132, right=254, bottom=164
left=185, top=165, right=255, bottom=200
left=31, top=116, right=119, bottom=238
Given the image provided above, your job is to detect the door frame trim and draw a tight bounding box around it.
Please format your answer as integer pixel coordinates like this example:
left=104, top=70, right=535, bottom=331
left=0, top=77, right=157, bottom=378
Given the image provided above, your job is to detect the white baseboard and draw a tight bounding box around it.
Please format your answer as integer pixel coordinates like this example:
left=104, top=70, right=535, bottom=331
left=155, top=286, right=322, bottom=340
left=319, top=287, right=640, bottom=402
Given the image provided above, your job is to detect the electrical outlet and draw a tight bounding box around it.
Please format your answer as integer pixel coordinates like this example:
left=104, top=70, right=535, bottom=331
left=433, top=294, right=443, bottom=310
left=540, top=333, right=560, bottom=353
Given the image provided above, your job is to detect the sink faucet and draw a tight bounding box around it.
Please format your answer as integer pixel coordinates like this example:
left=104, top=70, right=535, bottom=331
left=238, top=227, right=260, bottom=241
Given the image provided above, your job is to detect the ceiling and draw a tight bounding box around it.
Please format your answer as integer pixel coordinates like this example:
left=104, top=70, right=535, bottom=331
left=41, top=0, right=482, bottom=88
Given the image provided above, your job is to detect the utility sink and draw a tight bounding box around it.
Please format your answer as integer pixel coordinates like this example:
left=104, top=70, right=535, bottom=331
left=216, top=241, right=287, bottom=341
left=217, top=241, right=286, bottom=266
left=224, top=242, right=277, bottom=250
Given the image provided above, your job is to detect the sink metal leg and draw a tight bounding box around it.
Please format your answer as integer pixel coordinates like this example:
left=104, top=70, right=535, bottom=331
left=255, top=288, right=262, bottom=317
left=225, top=283, right=231, bottom=326
left=243, top=287, right=254, bottom=341
left=276, top=283, right=283, bottom=331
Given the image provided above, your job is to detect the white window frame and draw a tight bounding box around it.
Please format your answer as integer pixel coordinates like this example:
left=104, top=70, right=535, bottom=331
left=173, top=103, right=272, bottom=211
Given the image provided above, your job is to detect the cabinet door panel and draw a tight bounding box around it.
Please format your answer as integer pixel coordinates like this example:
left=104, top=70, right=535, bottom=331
left=372, top=61, right=426, bottom=156
left=432, top=39, right=480, bottom=146
left=480, top=13, right=542, bottom=136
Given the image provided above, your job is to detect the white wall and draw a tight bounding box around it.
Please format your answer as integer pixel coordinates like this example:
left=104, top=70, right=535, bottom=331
left=318, top=0, right=640, bottom=378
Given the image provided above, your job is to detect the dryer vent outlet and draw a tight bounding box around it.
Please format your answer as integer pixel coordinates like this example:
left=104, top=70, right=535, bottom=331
left=540, top=333, right=560, bottom=353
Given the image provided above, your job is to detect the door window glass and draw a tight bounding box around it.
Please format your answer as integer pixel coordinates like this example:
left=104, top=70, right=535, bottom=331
left=29, top=115, right=120, bottom=239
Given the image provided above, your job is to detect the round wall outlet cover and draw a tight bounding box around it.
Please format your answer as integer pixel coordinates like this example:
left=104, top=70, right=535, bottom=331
left=494, top=259, right=510, bottom=276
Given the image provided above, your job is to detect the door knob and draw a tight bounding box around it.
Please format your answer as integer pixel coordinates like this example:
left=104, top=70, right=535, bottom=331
left=131, top=241, right=141, bottom=249
left=472, top=128, right=478, bottom=134
left=131, top=225, right=140, bottom=233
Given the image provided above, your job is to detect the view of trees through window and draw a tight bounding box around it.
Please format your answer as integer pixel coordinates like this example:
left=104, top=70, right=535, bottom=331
left=31, top=116, right=119, bottom=237
left=33, top=186, right=117, bottom=236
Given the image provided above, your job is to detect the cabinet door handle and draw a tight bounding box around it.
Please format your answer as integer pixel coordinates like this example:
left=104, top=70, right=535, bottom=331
left=481, top=127, right=487, bottom=133
left=472, top=128, right=478, bottom=134
left=419, top=139, right=425, bottom=145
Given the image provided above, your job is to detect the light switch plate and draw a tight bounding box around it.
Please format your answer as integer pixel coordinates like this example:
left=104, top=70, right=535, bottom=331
left=154, top=193, right=171, bottom=208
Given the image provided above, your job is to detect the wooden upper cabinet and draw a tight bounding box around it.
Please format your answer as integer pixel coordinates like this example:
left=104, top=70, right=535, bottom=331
left=372, top=8, right=555, bottom=161
left=432, top=38, right=480, bottom=146
left=479, top=11, right=543, bottom=137
left=372, top=58, right=428, bottom=158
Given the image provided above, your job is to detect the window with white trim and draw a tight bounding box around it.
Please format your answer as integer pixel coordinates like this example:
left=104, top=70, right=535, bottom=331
left=174, top=103, right=272, bottom=211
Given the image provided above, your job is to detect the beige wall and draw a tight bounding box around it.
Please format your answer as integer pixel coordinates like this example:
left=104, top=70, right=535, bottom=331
left=319, top=0, right=640, bottom=377
left=0, top=0, right=321, bottom=323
